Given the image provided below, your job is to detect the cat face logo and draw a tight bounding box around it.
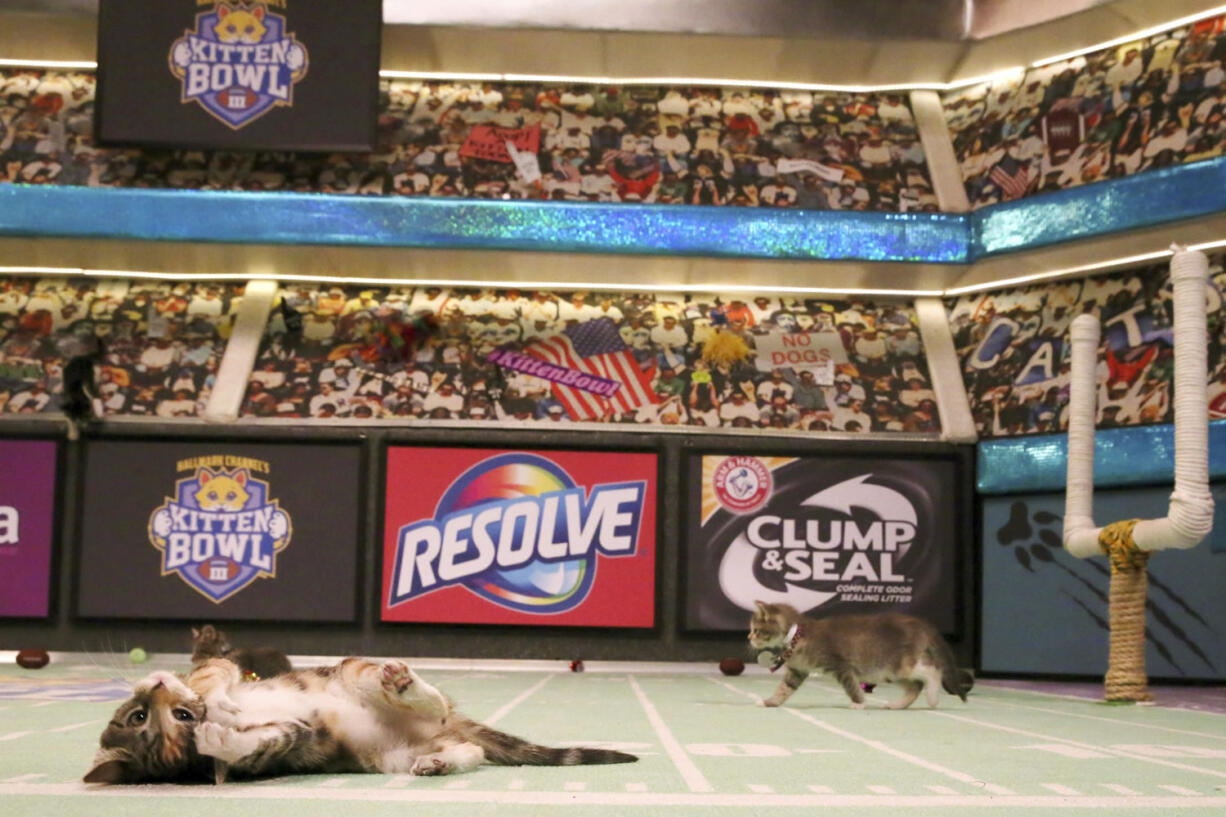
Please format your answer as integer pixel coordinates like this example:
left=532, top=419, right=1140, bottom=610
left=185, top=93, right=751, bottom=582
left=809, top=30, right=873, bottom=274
left=388, top=453, right=645, bottom=614
left=149, top=464, right=292, bottom=603
left=168, top=2, right=309, bottom=130
left=195, top=469, right=250, bottom=511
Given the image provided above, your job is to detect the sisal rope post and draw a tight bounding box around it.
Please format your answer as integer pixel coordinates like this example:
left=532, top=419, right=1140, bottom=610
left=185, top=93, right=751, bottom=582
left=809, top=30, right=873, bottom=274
left=1097, top=519, right=1151, bottom=702
left=1063, top=247, right=1214, bottom=703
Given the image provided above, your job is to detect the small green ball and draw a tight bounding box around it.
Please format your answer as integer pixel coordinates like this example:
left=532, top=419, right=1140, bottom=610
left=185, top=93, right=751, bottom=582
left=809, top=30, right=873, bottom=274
left=128, top=647, right=148, bottom=664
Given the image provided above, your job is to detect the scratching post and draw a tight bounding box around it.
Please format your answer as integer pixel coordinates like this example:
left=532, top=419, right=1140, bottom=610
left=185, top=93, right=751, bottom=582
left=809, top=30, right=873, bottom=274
left=1062, top=247, right=1214, bottom=702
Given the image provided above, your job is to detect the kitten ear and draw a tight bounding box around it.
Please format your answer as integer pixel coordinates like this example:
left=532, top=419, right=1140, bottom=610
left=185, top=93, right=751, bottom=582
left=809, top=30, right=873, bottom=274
left=234, top=469, right=248, bottom=487
left=252, top=6, right=264, bottom=21
left=191, top=627, right=200, bottom=638
left=84, top=749, right=131, bottom=784
left=198, top=469, right=212, bottom=486
left=216, top=4, right=230, bottom=20
left=753, top=600, right=769, bottom=614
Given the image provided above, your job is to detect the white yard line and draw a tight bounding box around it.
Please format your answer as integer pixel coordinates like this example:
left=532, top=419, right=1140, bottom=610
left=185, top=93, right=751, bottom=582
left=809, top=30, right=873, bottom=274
left=1159, top=785, right=1204, bottom=796
left=709, top=678, right=1000, bottom=791
left=4, top=782, right=1226, bottom=808
left=1101, top=783, right=1142, bottom=796
left=983, top=697, right=1226, bottom=741
left=0, top=731, right=33, bottom=742
left=928, top=711, right=1226, bottom=780
left=483, top=674, right=552, bottom=726
left=627, top=674, right=713, bottom=793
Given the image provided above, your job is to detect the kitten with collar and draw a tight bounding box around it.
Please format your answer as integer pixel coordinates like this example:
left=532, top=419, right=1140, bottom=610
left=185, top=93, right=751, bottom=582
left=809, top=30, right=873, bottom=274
left=191, top=624, right=292, bottom=680
left=748, top=601, right=971, bottom=709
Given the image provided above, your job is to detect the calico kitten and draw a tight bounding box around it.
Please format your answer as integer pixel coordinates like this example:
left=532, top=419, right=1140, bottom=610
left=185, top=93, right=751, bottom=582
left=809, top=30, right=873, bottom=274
left=191, top=624, right=292, bottom=680
left=84, top=657, right=636, bottom=784
left=748, top=602, right=972, bottom=710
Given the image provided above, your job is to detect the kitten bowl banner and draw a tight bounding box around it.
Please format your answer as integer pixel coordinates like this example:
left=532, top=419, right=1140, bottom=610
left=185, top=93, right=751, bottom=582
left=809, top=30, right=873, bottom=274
left=685, top=454, right=957, bottom=631
left=96, top=0, right=381, bottom=151
left=0, top=440, right=57, bottom=618
left=382, top=447, right=657, bottom=627
left=76, top=440, right=360, bottom=621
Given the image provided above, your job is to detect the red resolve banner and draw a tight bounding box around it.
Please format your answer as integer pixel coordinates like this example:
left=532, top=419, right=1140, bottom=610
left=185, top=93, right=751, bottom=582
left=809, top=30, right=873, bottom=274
left=458, top=124, right=542, bottom=163
left=382, top=447, right=657, bottom=627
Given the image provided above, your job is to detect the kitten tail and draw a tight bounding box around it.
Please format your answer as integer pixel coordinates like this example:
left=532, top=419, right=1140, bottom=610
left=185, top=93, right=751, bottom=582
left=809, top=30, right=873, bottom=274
left=930, top=638, right=972, bottom=702
left=469, top=723, right=637, bottom=766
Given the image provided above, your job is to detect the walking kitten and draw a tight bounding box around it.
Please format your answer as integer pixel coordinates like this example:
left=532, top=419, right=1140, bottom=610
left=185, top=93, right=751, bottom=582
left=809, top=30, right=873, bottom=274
left=748, top=602, right=971, bottom=709
left=191, top=624, right=292, bottom=680
left=84, top=657, right=635, bottom=784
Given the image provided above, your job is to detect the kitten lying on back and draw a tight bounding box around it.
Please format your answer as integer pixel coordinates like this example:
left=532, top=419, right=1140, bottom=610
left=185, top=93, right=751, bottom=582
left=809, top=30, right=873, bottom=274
left=748, top=602, right=972, bottom=709
left=191, top=624, right=292, bottom=680
left=85, top=657, right=636, bottom=784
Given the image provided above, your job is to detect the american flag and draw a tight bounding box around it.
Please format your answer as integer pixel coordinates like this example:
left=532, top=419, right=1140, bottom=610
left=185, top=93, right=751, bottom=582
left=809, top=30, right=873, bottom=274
left=988, top=155, right=1032, bottom=200
left=525, top=318, right=657, bottom=420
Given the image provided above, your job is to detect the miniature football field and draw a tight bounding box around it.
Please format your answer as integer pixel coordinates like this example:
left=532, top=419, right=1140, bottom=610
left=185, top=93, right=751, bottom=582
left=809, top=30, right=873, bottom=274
left=1, top=655, right=1224, bottom=816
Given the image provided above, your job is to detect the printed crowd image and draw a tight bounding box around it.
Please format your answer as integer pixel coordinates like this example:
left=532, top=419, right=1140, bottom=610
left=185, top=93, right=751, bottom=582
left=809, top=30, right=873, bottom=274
left=244, top=284, right=940, bottom=433
left=0, top=277, right=240, bottom=418
left=0, top=68, right=934, bottom=213
left=944, top=14, right=1226, bottom=206
left=949, top=252, right=1226, bottom=437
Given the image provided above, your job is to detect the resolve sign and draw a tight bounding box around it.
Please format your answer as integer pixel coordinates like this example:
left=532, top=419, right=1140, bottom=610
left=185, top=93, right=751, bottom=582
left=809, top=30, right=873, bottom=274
left=754, top=331, right=846, bottom=383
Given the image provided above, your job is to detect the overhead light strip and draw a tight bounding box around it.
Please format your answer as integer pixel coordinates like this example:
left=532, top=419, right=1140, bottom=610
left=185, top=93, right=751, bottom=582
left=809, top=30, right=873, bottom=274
left=1032, top=4, right=1226, bottom=68
left=0, top=265, right=940, bottom=299
left=7, top=248, right=1218, bottom=300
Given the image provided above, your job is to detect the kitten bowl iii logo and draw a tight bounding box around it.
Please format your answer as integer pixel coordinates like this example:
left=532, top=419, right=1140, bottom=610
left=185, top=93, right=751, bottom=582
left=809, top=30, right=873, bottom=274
left=388, top=453, right=646, bottom=614
left=148, top=456, right=292, bottom=603
left=168, top=1, right=308, bottom=129
left=697, top=456, right=950, bottom=621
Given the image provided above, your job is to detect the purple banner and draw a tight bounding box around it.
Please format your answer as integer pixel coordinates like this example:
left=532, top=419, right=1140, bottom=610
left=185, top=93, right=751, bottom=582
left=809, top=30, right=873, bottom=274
left=0, top=439, right=57, bottom=617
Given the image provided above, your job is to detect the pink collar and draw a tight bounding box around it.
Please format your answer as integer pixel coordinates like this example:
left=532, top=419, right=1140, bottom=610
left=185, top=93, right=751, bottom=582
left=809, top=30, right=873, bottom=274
left=769, top=623, right=802, bottom=673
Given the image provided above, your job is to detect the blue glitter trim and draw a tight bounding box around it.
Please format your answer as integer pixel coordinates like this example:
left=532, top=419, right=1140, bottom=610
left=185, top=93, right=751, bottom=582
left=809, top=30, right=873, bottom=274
left=0, top=185, right=968, bottom=263
left=971, top=157, right=1226, bottom=260
left=977, top=420, right=1226, bottom=495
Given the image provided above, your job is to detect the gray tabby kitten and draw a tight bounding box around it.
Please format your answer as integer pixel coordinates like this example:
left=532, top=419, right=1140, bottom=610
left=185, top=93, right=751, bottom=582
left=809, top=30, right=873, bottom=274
left=191, top=624, right=292, bottom=680
left=85, top=657, right=635, bottom=784
left=748, top=601, right=971, bottom=709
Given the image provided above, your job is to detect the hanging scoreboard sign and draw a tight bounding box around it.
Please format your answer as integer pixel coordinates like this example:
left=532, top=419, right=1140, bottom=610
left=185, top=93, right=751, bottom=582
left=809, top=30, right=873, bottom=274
left=95, top=0, right=381, bottom=151
left=684, top=453, right=959, bottom=632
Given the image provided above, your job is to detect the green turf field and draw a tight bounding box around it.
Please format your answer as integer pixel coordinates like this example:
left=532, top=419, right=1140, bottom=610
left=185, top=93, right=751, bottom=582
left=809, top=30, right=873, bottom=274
left=1, top=656, right=1225, bottom=816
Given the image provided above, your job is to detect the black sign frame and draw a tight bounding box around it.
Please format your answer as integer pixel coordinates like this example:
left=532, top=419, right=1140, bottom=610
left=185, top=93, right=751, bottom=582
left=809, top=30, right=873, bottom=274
left=73, top=436, right=365, bottom=622
left=680, top=441, right=974, bottom=639
left=95, top=0, right=382, bottom=153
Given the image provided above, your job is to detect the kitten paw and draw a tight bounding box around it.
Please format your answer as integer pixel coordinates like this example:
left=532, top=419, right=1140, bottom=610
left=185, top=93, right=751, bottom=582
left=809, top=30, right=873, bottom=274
left=849, top=701, right=866, bottom=710
left=194, top=722, right=244, bottom=764
left=410, top=755, right=453, bottom=776
left=204, top=694, right=240, bottom=725
left=760, top=698, right=783, bottom=708
left=382, top=661, right=415, bottom=695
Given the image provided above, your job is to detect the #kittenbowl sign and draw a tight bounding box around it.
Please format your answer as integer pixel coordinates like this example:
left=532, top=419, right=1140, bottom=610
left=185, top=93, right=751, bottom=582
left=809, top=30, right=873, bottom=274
left=382, top=447, right=657, bottom=627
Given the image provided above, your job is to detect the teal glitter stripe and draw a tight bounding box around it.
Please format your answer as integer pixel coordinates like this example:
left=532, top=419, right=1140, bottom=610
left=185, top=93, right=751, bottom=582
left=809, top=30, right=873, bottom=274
left=977, top=420, right=1226, bottom=495
left=971, top=156, right=1226, bottom=260
left=0, top=185, right=968, bottom=263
